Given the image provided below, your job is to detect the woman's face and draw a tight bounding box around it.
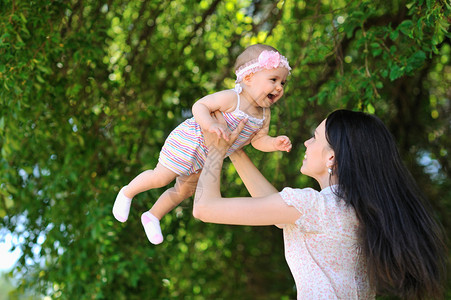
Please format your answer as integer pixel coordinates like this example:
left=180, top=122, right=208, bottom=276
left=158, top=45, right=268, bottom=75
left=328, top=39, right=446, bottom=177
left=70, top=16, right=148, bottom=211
left=301, top=119, right=335, bottom=188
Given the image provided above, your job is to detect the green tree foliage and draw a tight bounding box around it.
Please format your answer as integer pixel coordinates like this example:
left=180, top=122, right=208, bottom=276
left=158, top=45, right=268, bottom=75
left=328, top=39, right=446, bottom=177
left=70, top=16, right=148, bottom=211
left=1, top=0, right=450, bottom=298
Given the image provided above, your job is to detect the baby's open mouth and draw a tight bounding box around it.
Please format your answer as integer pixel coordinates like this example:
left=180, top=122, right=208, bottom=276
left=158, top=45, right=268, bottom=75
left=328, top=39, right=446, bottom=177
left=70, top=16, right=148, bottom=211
left=268, top=94, right=275, bottom=100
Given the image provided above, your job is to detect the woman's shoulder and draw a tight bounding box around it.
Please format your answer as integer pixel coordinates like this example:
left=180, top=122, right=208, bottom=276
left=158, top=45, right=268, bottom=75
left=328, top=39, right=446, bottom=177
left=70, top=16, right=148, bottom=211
left=280, top=186, right=358, bottom=233
left=279, top=187, right=321, bottom=206
left=280, top=187, right=319, bottom=196
left=279, top=186, right=345, bottom=211
left=280, top=186, right=340, bottom=199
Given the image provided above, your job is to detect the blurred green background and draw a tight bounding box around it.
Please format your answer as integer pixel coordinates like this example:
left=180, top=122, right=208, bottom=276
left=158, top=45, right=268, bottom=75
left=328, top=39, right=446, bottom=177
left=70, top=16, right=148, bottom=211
left=1, top=0, right=450, bottom=299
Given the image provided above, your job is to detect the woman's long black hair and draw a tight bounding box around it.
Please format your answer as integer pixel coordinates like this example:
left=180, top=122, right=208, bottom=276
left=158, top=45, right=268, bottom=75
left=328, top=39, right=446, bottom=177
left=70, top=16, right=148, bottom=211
left=325, top=109, right=447, bottom=299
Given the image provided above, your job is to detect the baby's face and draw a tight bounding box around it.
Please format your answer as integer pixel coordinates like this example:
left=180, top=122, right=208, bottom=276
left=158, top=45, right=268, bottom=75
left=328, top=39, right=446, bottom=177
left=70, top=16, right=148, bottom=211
left=247, top=67, right=289, bottom=108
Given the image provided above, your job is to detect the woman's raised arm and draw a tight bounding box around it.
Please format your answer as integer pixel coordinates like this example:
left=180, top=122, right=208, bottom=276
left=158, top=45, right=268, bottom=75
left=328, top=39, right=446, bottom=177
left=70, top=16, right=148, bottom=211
left=228, top=149, right=278, bottom=197
left=192, top=117, right=300, bottom=226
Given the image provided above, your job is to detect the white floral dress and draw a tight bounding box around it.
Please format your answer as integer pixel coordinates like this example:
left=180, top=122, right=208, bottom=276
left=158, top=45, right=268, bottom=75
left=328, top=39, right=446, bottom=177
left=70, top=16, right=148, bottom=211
left=279, top=186, right=375, bottom=299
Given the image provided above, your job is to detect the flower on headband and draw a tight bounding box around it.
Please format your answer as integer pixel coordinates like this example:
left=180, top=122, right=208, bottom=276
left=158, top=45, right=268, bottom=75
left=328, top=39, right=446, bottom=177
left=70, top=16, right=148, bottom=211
left=258, top=51, right=280, bottom=69
left=235, top=49, right=291, bottom=83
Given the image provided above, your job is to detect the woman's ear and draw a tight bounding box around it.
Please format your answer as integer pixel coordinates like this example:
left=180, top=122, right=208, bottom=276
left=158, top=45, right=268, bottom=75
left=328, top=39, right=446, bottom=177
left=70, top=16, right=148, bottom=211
left=325, top=150, right=335, bottom=170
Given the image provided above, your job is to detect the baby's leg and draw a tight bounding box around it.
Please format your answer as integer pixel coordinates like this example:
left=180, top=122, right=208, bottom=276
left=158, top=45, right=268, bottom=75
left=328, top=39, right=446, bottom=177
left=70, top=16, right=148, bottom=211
left=123, top=163, right=177, bottom=198
left=113, top=163, right=177, bottom=223
left=142, top=172, right=200, bottom=245
left=150, top=172, right=201, bottom=218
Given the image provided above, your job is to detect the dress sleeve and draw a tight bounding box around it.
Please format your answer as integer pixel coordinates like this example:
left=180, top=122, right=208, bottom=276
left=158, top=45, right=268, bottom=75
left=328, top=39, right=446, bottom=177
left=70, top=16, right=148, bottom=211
left=279, top=187, right=325, bottom=233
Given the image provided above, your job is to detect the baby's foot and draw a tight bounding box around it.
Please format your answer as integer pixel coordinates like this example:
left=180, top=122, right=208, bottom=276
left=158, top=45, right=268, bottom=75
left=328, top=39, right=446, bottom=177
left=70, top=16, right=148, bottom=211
left=141, top=211, right=164, bottom=245
left=112, top=186, right=132, bottom=222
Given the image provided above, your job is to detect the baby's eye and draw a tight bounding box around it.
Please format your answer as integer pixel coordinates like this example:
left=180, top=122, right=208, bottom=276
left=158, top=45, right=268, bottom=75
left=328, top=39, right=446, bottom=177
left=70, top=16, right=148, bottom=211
left=281, top=81, right=286, bottom=86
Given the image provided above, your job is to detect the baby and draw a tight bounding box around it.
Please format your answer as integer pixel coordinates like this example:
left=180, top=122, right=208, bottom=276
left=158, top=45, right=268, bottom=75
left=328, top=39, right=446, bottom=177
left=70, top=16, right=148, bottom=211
left=113, top=44, right=292, bottom=244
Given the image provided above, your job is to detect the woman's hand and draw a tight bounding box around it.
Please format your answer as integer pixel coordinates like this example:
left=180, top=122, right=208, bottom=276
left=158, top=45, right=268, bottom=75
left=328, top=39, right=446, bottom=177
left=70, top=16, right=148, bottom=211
left=208, top=122, right=231, bottom=141
left=203, top=111, right=247, bottom=157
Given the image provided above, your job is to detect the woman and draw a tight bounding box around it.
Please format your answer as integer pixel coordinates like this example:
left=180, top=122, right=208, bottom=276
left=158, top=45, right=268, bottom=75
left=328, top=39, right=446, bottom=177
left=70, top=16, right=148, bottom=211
left=193, top=110, right=446, bottom=299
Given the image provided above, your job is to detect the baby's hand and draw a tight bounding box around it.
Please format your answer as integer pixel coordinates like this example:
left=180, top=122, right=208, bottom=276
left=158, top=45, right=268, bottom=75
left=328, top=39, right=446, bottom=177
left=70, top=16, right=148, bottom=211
left=274, top=135, right=292, bottom=152
left=208, top=122, right=231, bottom=141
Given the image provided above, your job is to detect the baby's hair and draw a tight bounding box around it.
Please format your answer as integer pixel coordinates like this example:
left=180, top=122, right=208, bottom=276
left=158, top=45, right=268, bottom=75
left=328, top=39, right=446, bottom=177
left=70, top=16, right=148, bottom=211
left=234, top=44, right=280, bottom=72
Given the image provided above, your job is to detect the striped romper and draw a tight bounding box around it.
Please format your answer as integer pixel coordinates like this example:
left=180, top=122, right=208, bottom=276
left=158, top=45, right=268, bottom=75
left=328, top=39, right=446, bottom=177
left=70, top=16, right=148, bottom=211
left=159, top=90, right=265, bottom=176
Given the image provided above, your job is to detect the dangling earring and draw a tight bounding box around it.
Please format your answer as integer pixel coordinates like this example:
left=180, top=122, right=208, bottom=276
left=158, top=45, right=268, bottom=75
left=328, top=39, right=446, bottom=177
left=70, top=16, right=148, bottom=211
left=328, top=168, right=333, bottom=175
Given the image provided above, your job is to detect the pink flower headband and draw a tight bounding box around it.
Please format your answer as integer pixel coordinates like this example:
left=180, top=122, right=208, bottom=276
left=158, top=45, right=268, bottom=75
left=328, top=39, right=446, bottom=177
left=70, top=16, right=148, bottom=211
left=235, top=50, right=291, bottom=83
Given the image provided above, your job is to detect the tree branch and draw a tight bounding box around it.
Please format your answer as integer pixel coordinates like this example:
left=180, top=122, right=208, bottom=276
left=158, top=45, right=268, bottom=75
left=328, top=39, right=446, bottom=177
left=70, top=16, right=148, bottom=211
left=308, top=12, right=411, bottom=97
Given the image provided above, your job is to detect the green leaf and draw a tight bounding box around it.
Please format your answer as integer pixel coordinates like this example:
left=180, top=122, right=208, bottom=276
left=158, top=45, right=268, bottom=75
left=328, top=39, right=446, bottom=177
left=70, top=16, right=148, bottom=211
left=0, top=117, right=4, bottom=132
left=370, top=42, right=382, bottom=56
left=407, top=50, right=426, bottom=71
left=20, top=13, right=27, bottom=23
left=398, top=20, right=414, bottom=37
left=390, top=30, right=399, bottom=41
left=389, top=65, right=403, bottom=81
left=37, top=65, right=53, bottom=75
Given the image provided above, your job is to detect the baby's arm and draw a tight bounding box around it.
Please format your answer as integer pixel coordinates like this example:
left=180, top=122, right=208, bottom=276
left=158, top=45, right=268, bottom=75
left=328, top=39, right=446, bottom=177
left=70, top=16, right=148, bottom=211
left=192, top=90, right=236, bottom=140
left=251, top=109, right=292, bottom=152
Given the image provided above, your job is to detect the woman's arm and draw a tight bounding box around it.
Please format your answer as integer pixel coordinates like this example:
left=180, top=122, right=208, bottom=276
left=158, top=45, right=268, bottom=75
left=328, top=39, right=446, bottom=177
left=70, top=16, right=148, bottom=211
left=228, top=150, right=278, bottom=197
left=193, top=120, right=301, bottom=226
